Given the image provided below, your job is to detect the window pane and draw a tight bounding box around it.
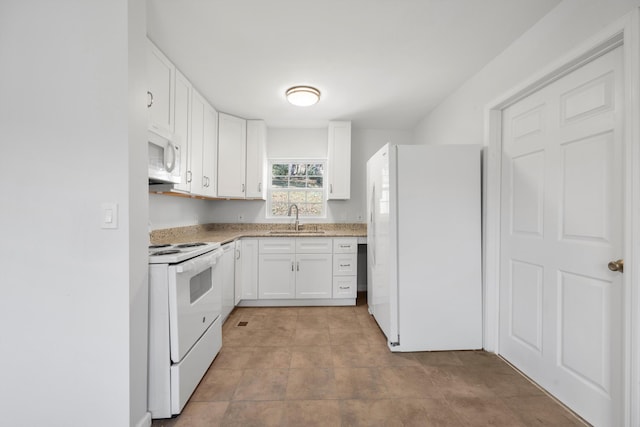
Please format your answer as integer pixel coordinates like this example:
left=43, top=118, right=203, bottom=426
left=289, top=191, right=306, bottom=204
left=300, top=203, right=323, bottom=216
left=290, top=177, right=306, bottom=188
left=271, top=202, right=289, bottom=216
left=307, top=177, right=323, bottom=188
left=271, top=190, right=288, bottom=203
left=306, top=190, right=323, bottom=203
left=290, top=163, right=306, bottom=176
left=307, top=164, right=323, bottom=175
left=272, top=178, right=288, bottom=187
left=272, top=164, right=289, bottom=176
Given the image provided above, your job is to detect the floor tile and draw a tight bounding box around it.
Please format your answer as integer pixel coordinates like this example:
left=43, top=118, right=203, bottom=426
left=285, top=368, right=338, bottom=399
left=290, top=345, right=333, bottom=368
left=283, top=400, right=341, bottom=427
left=221, top=401, right=284, bottom=426
left=334, top=367, right=389, bottom=399
left=232, top=369, right=289, bottom=401
left=246, top=346, right=292, bottom=369
left=191, top=368, right=243, bottom=402
left=292, top=328, right=331, bottom=346
left=173, top=401, right=228, bottom=427
left=446, top=396, right=528, bottom=426
left=156, top=295, right=585, bottom=427
left=503, top=395, right=589, bottom=426
left=378, top=366, right=441, bottom=398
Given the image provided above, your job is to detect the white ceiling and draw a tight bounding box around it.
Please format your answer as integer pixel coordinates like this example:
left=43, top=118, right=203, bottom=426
left=146, top=0, right=561, bottom=130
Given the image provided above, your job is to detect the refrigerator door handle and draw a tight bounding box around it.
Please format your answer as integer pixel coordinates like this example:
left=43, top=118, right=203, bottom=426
left=370, top=183, right=376, bottom=266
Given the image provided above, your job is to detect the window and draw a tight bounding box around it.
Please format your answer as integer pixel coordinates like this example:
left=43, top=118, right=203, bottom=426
left=268, top=160, right=326, bottom=218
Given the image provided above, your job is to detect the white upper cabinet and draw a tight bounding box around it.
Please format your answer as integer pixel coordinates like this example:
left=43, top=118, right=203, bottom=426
left=190, top=90, right=218, bottom=198
left=245, top=120, right=267, bottom=199
left=217, top=113, right=247, bottom=198
left=146, top=41, right=174, bottom=134
left=172, top=70, right=192, bottom=193
left=327, top=121, right=351, bottom=200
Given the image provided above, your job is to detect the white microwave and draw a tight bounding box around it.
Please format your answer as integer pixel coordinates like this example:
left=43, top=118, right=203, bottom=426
left=148, top=126, right=181, bottom=184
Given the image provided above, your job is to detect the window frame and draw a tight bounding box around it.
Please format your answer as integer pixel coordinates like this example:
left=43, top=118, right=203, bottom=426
left=266, top=158, right=328, bottom=220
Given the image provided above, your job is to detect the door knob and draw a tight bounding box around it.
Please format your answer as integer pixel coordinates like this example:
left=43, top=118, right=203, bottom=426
left=608, top=259, right=624, bottom=273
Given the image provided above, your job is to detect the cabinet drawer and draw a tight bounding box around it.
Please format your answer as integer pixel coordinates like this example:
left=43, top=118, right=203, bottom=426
left=295, top=238, right=332, bottom=254
left=333, top=253, right=357, bottom=276
left=259, top=238, right=295, bottom=254
left=333, top=238, right=357, bottom=253
left=333, top=276, right=357, bottom=299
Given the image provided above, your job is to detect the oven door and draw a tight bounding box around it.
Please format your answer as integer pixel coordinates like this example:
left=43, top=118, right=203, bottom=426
left=168, top=248, right=222, bottom=363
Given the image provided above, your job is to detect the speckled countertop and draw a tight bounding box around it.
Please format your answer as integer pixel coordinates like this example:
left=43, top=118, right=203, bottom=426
left=150, top=223, right=367, bottom=245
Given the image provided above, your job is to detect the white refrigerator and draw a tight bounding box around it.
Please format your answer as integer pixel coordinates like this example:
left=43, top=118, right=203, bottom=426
left=366, top=143, right=482, bottom=352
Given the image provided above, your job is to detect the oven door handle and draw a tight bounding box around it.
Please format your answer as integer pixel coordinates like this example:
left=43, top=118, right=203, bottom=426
left=175, top=248, right=222, bottom=274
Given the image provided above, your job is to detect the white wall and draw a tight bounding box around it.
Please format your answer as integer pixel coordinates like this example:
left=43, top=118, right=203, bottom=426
left=149, top=127, right=414, bottom=228
left=414, top=0, right=640, bottom=146
left=0, top=2, right=149, bottom=426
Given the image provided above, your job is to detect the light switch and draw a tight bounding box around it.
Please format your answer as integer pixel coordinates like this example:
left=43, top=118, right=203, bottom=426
left=101, top=202, right=118, bottom=229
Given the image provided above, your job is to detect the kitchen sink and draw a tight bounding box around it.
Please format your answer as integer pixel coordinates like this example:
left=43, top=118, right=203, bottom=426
left=268, top=230, right=326, bottom=235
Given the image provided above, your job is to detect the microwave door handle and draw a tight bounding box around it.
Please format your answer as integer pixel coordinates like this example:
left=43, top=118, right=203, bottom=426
left=175, top=248, right=222, bottom=274
left=165, top=141, right=177, bottom=173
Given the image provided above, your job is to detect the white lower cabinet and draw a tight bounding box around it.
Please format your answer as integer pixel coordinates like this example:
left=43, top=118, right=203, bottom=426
left=258, top=238, right=333, bottom=300
left=220, top=242, right=235, bottom=322
left=233, top=237, right=358, bottom=306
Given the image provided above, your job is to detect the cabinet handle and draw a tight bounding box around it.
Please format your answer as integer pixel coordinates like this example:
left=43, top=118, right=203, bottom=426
left=258, top=182, right=262, bottom=192
left=330, top=184, right=333, bottom=194
left=340, top=264, right=351, bottom=268
left=291, top=262, right=294, bottom=271
left=187, top=171, right=192, bottom=183
left=236, top=249, right=240, bottom=260
left=339, top=286, right=350, bottom=290
left=242, top=183, right=245, bottom=193
left=296, top=261, right=300, bottom=271
left=147, top=91, right=153, bottom=108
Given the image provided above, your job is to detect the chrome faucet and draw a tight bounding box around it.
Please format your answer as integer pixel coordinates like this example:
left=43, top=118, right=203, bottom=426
left=288, top=204, right=300, bottom=231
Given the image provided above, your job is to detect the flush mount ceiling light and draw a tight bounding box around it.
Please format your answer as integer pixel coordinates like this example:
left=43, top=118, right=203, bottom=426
left=285, top=85, right=321, bottom=107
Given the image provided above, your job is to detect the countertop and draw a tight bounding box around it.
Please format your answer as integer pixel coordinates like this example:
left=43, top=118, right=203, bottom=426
left=150, top=223, right=367, bottom=246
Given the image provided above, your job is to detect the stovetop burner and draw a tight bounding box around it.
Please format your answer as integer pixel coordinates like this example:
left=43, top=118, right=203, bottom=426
left=175, top=242, right=206, bottom=248
left=152, top=249, right=181, bottom=256
left=149, top=244, right=171, bottom=249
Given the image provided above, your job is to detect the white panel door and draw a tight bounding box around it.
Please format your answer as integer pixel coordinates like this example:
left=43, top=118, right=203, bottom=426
left=500, top=47, right=623, bottom=427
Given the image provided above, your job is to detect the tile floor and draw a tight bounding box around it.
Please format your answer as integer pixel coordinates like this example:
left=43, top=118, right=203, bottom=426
left=152, top=293, right=588, bottom=426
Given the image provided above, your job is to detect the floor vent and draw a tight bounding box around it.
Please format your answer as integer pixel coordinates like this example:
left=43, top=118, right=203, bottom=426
left=237, top=321, right=248, bottom=327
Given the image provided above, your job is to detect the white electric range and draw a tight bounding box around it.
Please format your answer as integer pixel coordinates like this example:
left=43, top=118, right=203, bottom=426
left=148, top=241, right=223, bottom=419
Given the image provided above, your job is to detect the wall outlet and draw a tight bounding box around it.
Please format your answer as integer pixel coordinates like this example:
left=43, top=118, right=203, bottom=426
left=357, top=214, right=363, bottom=221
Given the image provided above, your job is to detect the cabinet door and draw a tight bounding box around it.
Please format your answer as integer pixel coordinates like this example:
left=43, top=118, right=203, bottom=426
left=147, top=41, right=174, bottom=133
left=217, top=112, right=247, bottom=198
left=201, top=101, right=219, bottom=197
left=190, top=91, right=206, bottom=195
left=295, top=238, right=332, bottom=254
left=221, top=243, right=235, bottom=322
left=259, top=254, right=295, bottom=299
left=327, top=121, right=351, bottom=200
left=236, top=239, right=258, bottom=300
left=245, top=120, right=267, bottom=199
left=296, top=253, right=332, bottom=299
left=173, top=70, right=191, bottom=193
